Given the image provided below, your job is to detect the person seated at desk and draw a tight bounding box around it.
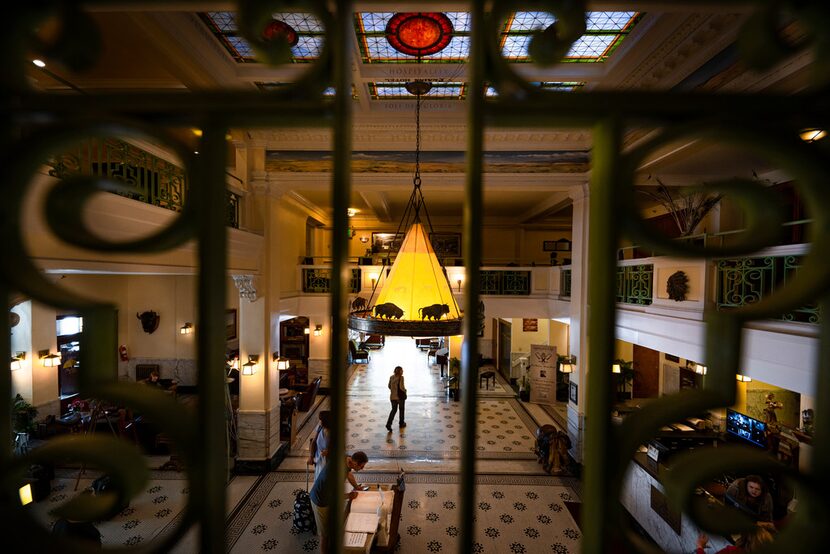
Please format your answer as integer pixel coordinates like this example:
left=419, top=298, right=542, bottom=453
left=725, top=475, right=774, bottom=522
left=144, top=369, right=163, bottom=387
left=310, top=451, right=369, bottom=553
left=696, top=522, right=775, bottom=553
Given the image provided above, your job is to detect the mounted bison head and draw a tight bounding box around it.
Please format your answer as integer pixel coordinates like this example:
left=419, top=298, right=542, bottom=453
left=136, top=311, right=160, bottom=334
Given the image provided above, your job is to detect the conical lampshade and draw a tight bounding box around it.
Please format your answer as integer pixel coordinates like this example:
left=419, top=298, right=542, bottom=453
left=375, top=223, right=460, bottom=320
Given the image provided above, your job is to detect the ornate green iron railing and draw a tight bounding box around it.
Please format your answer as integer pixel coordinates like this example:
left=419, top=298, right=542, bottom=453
left=3, top=1, right=830, bottom=554
left=479, top=269, right=531, bottom=295
left=560, top=268, right=572, bottom=298
left=46, top=137, right=241, bottom=229
left=303, top=268, right=361, bottom=293
left=616, top=264, right=653, bottom=305
left=717, top=254, right=821, bottom=324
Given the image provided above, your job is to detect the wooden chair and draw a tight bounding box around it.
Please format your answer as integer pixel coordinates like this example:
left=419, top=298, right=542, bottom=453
left=293, top=377, right=322, bottom=412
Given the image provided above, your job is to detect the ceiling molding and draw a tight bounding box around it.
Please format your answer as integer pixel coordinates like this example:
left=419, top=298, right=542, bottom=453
left=519, top=192, right=573, bottom=224
left=282, top=191, right=330, bottom=225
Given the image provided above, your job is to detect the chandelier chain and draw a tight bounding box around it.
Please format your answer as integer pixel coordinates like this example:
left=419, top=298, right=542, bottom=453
left=414, top=90, right=421, bottom=187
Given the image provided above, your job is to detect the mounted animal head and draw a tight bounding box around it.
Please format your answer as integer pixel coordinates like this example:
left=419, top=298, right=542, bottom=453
left=136, top=311, right=160, bottom=334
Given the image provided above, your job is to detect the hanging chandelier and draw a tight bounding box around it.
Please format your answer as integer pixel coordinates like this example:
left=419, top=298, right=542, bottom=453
left=349, top=14, right=461, bottom=337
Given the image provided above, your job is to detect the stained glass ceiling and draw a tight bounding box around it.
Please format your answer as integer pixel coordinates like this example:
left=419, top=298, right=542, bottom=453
left=201, top=11, right=640, bottom=64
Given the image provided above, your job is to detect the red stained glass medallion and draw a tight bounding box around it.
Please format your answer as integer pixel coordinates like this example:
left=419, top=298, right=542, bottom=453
left=386, top=12, right=454, bottom=56
left=262, top=19, right=299, bottom=47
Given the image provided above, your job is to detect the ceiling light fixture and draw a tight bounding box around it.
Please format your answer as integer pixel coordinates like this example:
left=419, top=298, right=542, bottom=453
left=800, top=128, right=826, bottom=143
left=736, top=373, right=752, bottom=382
left=32, top=59, right=46, bottom=68
left=349, top=19, right=461, bottom=338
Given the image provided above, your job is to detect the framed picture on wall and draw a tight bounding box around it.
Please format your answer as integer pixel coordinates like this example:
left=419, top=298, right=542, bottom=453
left=429, top=233, right=462, bottom=257
left=225, top=309, right=237, bottom=341
left=522, top=318, right=538, bottom=332
left=372, top=232, right=405, bottom=254
left=569, top=382, right=578, bottom=404
left=543, top=240, right=557, bottom=252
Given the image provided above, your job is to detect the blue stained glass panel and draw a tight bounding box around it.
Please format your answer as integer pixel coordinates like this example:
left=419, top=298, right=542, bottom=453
left=273, top=12, right=324, bottom=32
left=586, top=11, right=637, bottom=31
left=445, top=12, right=471, bottom=32
left=359, top=12, right=395, bottom=32
left=371, top=82, right=465, bottom=99
left=292, top=36, right=324, bottom=59
left=566, top=35, right=616, bottom=58
left=502, top=35, right=531, bottom=59
left=207, top=11, right=237, bottom=32
left=227, top=36, right=254, bottom=58
left=509, top=12, right=556, bottom=31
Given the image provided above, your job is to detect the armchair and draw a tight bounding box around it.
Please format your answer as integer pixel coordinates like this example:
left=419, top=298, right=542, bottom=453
left=292, top=377, right=321, bottom=412
left=349, top=340, right=370, bottom=364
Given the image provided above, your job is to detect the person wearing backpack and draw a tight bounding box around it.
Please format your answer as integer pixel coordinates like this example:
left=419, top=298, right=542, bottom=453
left=307, top=410, right=331, bottom=482
left=385, top=366, right=407, bottom=432
left=309, top=452, right=369, bottom=552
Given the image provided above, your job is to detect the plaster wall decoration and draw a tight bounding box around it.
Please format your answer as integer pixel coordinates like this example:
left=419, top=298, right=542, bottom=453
left=233, top=275, right=258, bottom=302
left=617, top=14, right=743, bottom=90
left=666, top=270, right=689, bottom=302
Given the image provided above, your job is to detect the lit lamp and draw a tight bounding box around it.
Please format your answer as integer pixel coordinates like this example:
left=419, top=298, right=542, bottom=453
left=180, top=322, right=193, bottom=335
left=359, top=236, right=369, bottom=245
left=693, top=363, right=707, bottom=375
left=736, top=373, right=752, bottom=382
left=230, top=357, right=240, bottom=370
left=272, top=352, right=290, bottom=371
left=369, top=273, right=378, bottom=289
left=10, top=352, right=25, bottom=371
left=303, top=326, right=310, bottom=335
left=800, top=128, right=827, bottom=143
left=242, top=355, right=259, bottom=375
left=559, top=356, right=576, bottom=374
left=457, top=279, right=462, bottom=292
left=611, top=362, right=621, bottom=374
left=19, top=484, right=33, bottom=506
left=39, top=350, right=60, bottom=367
left=313, top=324, right=323, bottom=336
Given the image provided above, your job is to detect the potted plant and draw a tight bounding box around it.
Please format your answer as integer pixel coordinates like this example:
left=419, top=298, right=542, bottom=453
left=448, top=357, right=461, bottom=401
left=13, top=394, right=38, bottom=434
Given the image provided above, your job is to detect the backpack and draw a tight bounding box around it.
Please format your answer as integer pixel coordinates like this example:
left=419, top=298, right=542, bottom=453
left=293, top=465, right=316, bottom=533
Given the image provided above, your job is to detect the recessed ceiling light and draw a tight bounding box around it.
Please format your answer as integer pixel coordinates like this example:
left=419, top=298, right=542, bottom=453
left=32, top=59, right=46, bottom=68
left=194, top=151, right=199, bottom=155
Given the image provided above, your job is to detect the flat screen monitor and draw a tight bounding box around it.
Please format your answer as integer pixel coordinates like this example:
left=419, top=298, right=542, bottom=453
left=725, top=408, right=767, bottom=448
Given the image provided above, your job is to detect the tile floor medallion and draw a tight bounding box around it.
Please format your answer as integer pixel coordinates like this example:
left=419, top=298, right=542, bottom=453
left=227, top=472, right=582, bottom=553
left=28, top=472, right=189, bottom=548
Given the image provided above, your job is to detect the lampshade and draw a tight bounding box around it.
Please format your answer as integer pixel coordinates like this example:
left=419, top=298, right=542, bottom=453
left=19, top=484, right=33, bottom=506
left=693, top=363, right=707, bottom=375
left=40, top=351, right=60, bottom=367
left=10, top=357, right=22, bottom=371
left=559, top=358, right=575, bottom=374
left=304, top=327, right=310, bottom=335
left=313, top=324, right=323, bottom=336
left=242, top=355, right=259, bottom=375
left=273, top=352, right=290, bottom=371
left=611, top=363, right=621, bottom=374
left=180, top=322, right=193, bottom=335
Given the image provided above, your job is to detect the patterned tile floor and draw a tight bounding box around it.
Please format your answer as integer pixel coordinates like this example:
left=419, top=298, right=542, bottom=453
left=227, top=473, right=582, bottom=554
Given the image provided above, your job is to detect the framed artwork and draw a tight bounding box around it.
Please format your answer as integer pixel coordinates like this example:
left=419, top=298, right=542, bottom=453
left=371, top=232, right=405, bottom=254
left=225, top=309, right=237, bottom=341
left=543, top=240, right=557, bottom=252
left=429, top=233, right=462, bottom=258
left=569, top=381, right=578, bottom=404
left=522, top=318, right=538, bottom=332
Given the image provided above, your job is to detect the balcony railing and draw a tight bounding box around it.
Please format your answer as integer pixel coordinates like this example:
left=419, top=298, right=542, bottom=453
left=717, top=254, right=820, bottom=324
left=302, top=267, right=361, bottom=293
left=47, top=137, right=240, bottom=228
left=479, top=270, right=531, bottom=295
left=616, top=264, right=653, bottom=305
left=560, top=268, right=572, bottom=298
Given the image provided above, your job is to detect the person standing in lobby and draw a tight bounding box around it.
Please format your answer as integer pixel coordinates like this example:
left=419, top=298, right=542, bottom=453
left=386, top=366, right=407, bottom=431
left=309, top=452, right=369, bottom=553
left=307, top=410, right=331, bottom=482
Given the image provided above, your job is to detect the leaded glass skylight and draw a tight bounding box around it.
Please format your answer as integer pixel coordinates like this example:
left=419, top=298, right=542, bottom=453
left=200, top=10, right=640, bottom=64
left=255, top=82, right=357, bottom=98
left=200, top=11, right=324, bottom=63
left=370, top=82, right=466, bottom=99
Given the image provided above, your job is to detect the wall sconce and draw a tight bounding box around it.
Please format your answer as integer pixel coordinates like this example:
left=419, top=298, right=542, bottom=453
left=369, top=273, right=378, bottom=288
left=611, top=362, right=621, bottom=374
left=179, top=322, right=193, bottom=335
left=19, top=483, right=33, bottom=506
left=230, top=357, right=239, bottom=370
left=457, top=279, right=462, bottom=292
left=359, top=236, right=369, bottom=244
left=800, top=128, right=827, bottom=143
left=272, top=352, right=290, bottom=371
left=736, top=373, right=752, bottom=382
left=304, top=326, right=310, bottom=335
left=347, top=208, right=359, bottom=217
left=692, top=363, right=707, bottom=375
left=10, top=352, right=26, bottom=371
left=313, top=324, right=323, bottom=336
left=242, top=355, right=259, bottom=375
left=39, top=350, right=60, bottom=367
left=559, top=356, right=576, bottom=374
